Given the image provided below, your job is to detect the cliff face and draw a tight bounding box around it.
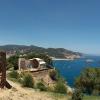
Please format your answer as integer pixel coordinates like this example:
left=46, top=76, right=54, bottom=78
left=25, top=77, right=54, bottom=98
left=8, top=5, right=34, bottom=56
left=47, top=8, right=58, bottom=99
left=0, top=45, right=81, bottom=58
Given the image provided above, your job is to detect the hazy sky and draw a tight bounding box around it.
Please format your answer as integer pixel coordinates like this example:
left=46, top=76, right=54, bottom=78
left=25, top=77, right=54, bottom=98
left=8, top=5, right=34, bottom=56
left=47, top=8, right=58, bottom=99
left=0, top=0, right=100, bottom=54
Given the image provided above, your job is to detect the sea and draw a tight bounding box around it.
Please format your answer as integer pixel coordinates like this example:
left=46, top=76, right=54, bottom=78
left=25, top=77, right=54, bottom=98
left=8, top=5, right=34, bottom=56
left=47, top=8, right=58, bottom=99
left=53, top=55, right=100, bottom=87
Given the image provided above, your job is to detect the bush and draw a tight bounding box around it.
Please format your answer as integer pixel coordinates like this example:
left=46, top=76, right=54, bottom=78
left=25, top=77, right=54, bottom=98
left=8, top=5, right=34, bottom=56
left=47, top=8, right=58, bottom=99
left=54, top=81, right=67, bottom=94
left=7, top=62, right=14, bottom=70
left=49, top=70, right=58, bottom=81
left=22, top=73, right=34, bottom=88
left=72, top=89, right=84, bottom=100
left=75, top=68, right=100, bottom=95
left=8, top=70, right=19, bottom=79
left=7, top=55, right=19, bottom=70
left=36, top=81, right=47, bottom=91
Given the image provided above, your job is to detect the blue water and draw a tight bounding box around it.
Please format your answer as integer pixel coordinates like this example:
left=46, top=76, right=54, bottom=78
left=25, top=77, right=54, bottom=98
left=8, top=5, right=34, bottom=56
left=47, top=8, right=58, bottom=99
left=53, top=56, right=100, bottom=87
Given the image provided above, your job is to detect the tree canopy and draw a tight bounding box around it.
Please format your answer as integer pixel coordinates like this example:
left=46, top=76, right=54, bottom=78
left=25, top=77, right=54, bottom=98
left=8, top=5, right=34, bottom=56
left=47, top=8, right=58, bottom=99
left=75, top=67, right=100, bottom=95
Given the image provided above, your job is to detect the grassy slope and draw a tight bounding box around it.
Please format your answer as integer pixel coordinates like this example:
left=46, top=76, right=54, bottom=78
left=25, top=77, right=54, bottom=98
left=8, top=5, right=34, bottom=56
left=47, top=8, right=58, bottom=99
left=0, top=80, right=70, bottom=100
left=83, top=95, right=100, bottom=100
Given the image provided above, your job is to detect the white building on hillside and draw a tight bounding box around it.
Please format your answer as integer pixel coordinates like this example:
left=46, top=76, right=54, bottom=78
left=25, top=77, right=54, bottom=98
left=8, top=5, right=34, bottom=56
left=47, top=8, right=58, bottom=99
left=18, top=58, right=46, bottom=71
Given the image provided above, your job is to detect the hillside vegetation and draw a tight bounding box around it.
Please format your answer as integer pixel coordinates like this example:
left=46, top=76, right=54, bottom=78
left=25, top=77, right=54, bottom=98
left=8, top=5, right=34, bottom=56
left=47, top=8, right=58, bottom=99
left=0, top=80, right=70, bottom=100
left=75, top=67, right=100, bottom=95
left=0, top=45, right=81, bottom=58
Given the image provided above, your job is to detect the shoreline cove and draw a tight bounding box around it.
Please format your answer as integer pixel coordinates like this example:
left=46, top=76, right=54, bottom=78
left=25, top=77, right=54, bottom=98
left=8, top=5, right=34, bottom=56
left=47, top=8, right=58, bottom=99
left=53, top=56, right=100, bottom=87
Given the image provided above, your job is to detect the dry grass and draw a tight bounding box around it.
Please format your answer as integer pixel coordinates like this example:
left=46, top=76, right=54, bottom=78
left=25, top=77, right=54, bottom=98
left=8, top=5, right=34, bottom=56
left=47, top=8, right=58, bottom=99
left=0, top=80, right=70, bottom=100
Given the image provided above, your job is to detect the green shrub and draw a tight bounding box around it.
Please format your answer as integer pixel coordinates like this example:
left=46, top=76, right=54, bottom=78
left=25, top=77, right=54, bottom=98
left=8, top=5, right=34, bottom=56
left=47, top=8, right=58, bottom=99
left=72, top=89, right=84, bottom=100
left=7, top=55, right=19, bottom=70
left=36, top=81, right=47, bottom=91
left=19, top=71, right=26, bottom=78
left=75, top=68, right=100, bottom=95
left=7, top=63, right=14, bottom=70
left=54, top=81, right=67, bottom=94
left=49, top=70, right=58, bottom=81
left=8, top=70, right=19, bottom=79
left=22, top=73, right=34, bottom=88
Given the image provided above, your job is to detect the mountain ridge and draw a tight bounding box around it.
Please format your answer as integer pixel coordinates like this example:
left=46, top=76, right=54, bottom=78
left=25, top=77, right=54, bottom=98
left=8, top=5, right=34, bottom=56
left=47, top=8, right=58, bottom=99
left=0, top=44, right=81, bottom=59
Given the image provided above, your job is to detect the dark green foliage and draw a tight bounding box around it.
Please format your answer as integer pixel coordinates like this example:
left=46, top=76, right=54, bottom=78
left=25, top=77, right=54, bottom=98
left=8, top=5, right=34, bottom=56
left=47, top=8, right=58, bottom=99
left=7, top=62, right=14, bottom=70
left=49, top=70, right=58, bottom=81
left=22, top=73, right=34, bottom=88
left=49, top=69, right=64, bottom=82
left=75, top=68, right=100, bottom=95
left=8, top=71, right=34, bottom=88
left=72, top=89, right=84, bottom=100
left=7, top=55, right=19, bottom=70
left=8, top=70, right=19, bottom=79
left=36, top=81, right=47, bottom=91
left=26, top=53, right=53, bottom=65
left=54, top=81, right=67, bottom=94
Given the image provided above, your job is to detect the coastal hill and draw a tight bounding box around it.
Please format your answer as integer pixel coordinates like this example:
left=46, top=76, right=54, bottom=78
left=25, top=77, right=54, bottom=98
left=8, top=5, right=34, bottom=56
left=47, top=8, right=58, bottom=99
left=0, top=45, right=81, bottom=59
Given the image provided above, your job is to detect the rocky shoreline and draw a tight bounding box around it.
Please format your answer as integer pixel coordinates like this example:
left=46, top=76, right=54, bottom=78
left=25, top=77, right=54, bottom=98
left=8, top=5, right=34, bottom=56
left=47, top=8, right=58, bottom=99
left=52, top=55, right=81, bottom=61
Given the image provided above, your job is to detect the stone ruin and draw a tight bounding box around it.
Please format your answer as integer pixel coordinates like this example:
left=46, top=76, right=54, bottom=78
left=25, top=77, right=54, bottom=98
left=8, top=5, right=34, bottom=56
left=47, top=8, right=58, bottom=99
left=0, top=51, right=12, bottom=89
left=18, top=58, right=46, bottom=71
